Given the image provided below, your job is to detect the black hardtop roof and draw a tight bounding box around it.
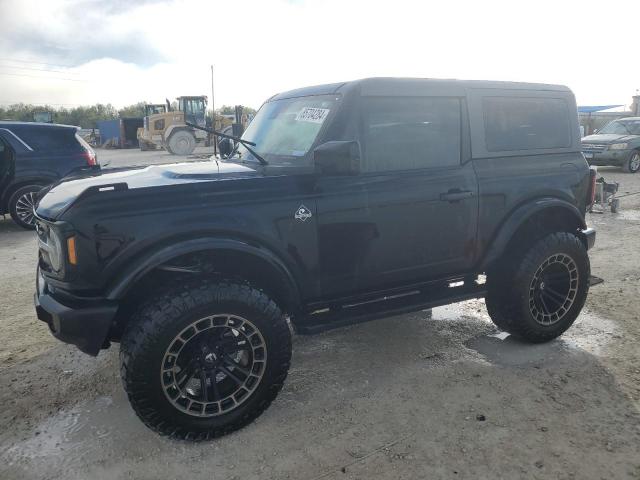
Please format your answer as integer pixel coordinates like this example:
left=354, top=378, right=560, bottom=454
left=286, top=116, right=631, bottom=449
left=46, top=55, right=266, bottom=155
left=0, top=121, right=79, bottom=129
left=270, top=77, right=571, bottom=101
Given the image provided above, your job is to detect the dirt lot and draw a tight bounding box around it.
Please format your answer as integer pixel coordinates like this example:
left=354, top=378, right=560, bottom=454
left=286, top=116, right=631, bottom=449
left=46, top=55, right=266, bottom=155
left=1, top=152, right=639, bottom=480
left=97, top=145, right=216, bottom=169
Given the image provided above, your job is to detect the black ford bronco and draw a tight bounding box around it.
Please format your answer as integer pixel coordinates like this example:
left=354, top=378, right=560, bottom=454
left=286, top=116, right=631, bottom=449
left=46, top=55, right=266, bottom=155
left=34, top=78, right=596, bottom=440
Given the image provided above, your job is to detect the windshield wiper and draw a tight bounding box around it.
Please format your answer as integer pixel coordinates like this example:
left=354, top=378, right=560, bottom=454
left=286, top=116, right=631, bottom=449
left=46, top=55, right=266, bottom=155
left=185, top=123, right=268, bottom=166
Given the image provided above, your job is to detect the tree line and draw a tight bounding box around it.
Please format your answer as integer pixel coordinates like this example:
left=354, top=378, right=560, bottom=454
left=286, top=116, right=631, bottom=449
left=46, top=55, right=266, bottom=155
left=0, top=103, right=257, bottom=129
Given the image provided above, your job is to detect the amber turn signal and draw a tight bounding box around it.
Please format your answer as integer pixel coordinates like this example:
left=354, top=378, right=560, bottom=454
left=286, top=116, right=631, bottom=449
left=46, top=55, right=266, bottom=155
left=67, top=236, right=77, bottom=265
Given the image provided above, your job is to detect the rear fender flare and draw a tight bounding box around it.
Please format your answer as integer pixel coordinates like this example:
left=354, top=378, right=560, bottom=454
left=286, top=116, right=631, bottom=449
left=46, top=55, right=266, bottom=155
left=478, top=198, right=587, bottom=271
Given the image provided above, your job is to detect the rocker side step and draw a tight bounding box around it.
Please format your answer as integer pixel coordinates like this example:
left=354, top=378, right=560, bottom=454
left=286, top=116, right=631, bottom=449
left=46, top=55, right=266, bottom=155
left=296, top=285, right=486, bottom=335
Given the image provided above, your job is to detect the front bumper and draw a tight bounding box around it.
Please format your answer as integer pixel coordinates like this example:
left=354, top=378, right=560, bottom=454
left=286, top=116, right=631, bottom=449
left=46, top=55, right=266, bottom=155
left=582, top=149, right=633, bottom=166
left=34, top=269, right=118, bottom=356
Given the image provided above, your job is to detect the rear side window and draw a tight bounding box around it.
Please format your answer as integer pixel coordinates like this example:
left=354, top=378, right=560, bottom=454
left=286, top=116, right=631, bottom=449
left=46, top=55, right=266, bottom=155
left=483, top=97, right=571, bottom=152
left=363, top=97, right=461, bottom=172
left=8, top=126, right=80, bottom=152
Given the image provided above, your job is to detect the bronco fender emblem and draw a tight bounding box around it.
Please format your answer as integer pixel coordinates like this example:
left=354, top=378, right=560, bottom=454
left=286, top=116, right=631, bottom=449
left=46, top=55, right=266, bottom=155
left=295, top=205, right=312, bottom=222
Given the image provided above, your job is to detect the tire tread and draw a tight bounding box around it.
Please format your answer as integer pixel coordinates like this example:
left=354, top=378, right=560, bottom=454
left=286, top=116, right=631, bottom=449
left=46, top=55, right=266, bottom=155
left=120, top=279, right=291, bottom=441
left=486, top=232, right=590, bottom=343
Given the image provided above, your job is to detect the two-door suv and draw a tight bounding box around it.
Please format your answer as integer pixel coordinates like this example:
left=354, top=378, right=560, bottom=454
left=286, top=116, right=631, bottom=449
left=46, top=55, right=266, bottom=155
left=34, top=78, right=596, bottom=440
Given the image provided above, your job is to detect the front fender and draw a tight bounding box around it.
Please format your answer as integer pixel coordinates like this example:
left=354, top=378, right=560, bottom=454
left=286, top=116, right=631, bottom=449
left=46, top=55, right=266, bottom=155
left=478, top=197, right=587, bottom=271
left=105, top=237, right=301, bottom=305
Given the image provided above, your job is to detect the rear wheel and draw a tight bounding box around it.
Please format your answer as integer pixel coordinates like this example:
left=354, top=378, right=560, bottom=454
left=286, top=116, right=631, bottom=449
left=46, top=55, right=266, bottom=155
left=486, top=232, right=590, bottom=343
left=167, top=130, right=196, bottom=155
left=9, top=185, right=42, bottom=229
left=120, top=279, right=292, bottom=440
left=624, top=151, right=640, bottom=173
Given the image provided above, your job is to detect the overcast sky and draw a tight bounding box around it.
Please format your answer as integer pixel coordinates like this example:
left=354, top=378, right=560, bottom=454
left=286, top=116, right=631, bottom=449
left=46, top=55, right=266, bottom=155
left=0, top=0, right=639, bottom=110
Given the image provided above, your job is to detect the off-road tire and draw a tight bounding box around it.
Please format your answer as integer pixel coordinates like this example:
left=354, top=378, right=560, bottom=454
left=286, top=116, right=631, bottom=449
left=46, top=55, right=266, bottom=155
left=485, top=232, right=590, bottom=343
left=167, top=130, right=196, bottom=155
left=624, top=151, right=640, bottom=173
left=9, top=184, right=42, bottom=229
left=120, top=279, right=292, bottom=440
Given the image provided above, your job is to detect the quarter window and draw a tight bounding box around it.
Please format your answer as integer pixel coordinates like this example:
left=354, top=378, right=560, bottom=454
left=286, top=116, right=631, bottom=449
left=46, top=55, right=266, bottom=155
left=483, top=97, right=571, bottom=152
left=8, top=126, right=79, bottom=152
left=363, top=97, right=461, bottom=172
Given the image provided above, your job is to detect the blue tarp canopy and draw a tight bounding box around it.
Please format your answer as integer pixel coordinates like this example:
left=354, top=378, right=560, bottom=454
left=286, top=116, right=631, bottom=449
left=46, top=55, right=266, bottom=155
left=97, top=119, right=120, bottom=144
left=578, top=105, right=623, bottom=113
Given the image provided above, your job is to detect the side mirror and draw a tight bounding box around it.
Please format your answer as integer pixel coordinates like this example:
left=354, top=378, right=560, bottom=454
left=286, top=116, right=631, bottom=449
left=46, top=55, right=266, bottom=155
left=313, top=141, right=360, bottom=175
left=218, top=137, right=233, bottom=157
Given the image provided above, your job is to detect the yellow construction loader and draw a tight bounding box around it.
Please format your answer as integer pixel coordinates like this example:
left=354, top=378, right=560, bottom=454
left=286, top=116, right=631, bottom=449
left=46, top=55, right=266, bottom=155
left=138, top=96, right=237, bottom=155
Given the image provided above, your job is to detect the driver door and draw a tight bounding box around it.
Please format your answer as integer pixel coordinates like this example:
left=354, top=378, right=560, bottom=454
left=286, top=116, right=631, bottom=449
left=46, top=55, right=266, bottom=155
left=314, top=95, right=478, bottom=297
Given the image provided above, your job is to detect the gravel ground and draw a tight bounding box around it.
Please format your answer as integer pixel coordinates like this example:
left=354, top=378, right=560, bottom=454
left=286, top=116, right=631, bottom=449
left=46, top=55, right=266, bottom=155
left=0, top=153, right=639, bottom=480
left=98, top=145, right=216, bottom=169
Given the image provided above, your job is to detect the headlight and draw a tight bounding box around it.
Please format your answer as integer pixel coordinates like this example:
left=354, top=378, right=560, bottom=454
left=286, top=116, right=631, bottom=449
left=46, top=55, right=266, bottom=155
left=47, top=229, right=63, bottom=272
left=39, top=227, right=63, bottom=272
left=609, top=143, right=629, bottom=150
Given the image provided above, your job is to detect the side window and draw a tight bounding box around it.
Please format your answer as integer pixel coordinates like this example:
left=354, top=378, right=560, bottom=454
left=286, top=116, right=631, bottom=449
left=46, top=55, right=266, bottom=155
left=363, top=96, right=461, bottom=172
left=483, top=97, right=571, bottom=152
left=9, top=126, right=79, bottom=152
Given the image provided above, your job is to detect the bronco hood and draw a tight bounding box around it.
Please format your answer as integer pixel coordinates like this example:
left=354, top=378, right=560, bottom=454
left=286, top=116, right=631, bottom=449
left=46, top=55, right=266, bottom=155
left=36, top=160, right=258, bottom=220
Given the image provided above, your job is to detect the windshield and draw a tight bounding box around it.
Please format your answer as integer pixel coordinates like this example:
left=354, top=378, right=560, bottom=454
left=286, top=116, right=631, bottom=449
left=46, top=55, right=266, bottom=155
left=236, top=95, right=337, bottom=164
left=599, top=119, right=640, bottom=135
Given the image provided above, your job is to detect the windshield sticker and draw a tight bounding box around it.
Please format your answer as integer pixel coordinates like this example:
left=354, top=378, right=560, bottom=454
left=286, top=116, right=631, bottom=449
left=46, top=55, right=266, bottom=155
left=295, top=107, right=330, bottom=124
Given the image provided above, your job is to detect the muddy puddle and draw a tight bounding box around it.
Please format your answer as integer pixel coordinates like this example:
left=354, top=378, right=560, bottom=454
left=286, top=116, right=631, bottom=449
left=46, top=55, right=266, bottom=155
left=3, top=391, right=155, bottom=473
left=465, top=309, right=618, bottom=366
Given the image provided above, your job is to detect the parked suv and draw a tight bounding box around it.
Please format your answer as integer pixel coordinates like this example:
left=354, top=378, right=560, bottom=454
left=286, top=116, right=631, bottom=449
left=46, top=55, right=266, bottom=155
left=34, top=78, right=596, bottom=440
left=0, top=121, right=98, bottom=229
left=582, top=117, right=640, bottom=173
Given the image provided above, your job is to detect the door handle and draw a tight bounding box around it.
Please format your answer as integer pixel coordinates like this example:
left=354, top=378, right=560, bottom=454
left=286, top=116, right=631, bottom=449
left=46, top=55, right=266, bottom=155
left=440, top=189, right=474, bottom=202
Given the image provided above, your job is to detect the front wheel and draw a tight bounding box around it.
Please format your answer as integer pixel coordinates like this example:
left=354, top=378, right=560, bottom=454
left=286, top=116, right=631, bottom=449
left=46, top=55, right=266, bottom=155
left=120, top=280, right=292, bottom=440
left=624, top=151, right=640, bottom=173
left=486, top=232, right=590, bottom=343
left=167, top=130, right=196, bottom=155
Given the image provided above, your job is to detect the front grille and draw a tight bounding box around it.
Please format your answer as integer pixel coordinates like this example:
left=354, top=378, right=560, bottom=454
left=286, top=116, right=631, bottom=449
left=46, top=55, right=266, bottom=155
left=582, top=143, right=607, bottom=152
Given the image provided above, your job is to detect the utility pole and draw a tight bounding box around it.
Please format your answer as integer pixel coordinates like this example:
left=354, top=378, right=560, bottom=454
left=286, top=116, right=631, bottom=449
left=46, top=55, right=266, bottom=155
left=211, top=65, right=217, bottom=156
